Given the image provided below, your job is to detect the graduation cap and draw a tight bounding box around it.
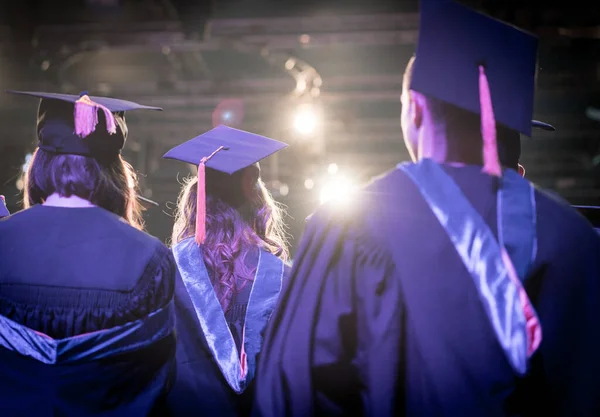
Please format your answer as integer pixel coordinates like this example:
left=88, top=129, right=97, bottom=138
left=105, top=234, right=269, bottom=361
left=0, top=195, right=9, bottom=218
left=7, top=90, right=161, bottom=158
left=531, top=120, right=555, bottom=131
left=163, top=125, right=288, bottom=244
left=411, top=0, right=540, bottom=177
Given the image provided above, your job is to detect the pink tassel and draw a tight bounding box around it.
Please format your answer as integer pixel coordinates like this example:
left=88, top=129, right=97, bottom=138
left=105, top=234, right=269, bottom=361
left=479, top=66, right=502, bottom=178
left=196, top=161, right=207, bottom=245
left=501, top=248, right=542, bottom=357
left=240, top=325, right=248, bottom=378
left=74, top=95, right=117, bottom=138
left=195, top=145, right=228, bottom=246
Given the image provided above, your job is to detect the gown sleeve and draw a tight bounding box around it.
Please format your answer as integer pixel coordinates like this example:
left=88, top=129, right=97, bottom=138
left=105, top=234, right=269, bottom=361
left=526, top=221, right=600, bottom=416
left=311, top=224, right=402, bottom=417
left=253, top=204, right=403, bottom=417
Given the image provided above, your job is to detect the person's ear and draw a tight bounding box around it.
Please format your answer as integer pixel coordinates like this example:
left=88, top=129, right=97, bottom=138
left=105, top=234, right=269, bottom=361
left=518, top=163, right=526, bottom=177
left=410, top=91, right=424, bottom=129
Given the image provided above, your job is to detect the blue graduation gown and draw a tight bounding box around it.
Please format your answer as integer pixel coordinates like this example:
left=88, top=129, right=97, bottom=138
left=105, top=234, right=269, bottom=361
left=167, top=238, right=288, bottom=417
left=0, top=205, right=177, bottom=416
left=253, top=162, right=600, bottom=417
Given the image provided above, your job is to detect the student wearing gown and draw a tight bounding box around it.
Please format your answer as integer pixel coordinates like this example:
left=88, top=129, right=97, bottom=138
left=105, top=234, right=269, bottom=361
left=0, top=91, right=177, bottom=416
left=253, top=2, right=600, bottom=417
left=162, top=126, right=291, bottom=417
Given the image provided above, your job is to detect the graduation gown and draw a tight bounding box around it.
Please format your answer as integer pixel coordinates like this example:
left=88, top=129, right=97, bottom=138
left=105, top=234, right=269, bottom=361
left=167, top=237, right=288, bottom=417
left=0, top=205, right=177, bottom=416
left=253, top=160, right=600, bottom=417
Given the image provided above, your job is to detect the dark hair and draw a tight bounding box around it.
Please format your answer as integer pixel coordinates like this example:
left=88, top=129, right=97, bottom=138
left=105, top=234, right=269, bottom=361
left=23, top=148, right=144, bottom=229
left=403, top=56, right=521, bottom=169
left=172, top=171, right=289, bottom=313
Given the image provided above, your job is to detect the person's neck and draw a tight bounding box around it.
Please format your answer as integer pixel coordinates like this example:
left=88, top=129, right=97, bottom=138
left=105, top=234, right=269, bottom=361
left=43, top=193, right=95, bottom=208
left=417, top=122, right=448, bottom=163
left=415, top=122, right=482, bottom=166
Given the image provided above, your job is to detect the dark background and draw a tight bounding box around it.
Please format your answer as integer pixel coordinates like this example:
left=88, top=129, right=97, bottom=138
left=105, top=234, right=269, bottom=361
left=1, top=0, right=599, bottom=256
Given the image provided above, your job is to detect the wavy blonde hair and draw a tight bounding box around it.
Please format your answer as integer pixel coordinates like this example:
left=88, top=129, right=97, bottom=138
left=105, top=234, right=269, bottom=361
left=172, top=171, right=289, bottom=313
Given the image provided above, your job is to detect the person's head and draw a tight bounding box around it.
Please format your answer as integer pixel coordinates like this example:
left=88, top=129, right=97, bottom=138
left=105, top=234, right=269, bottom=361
left=402, top=1, right=546, bottom=176
left=164, top=125, right=289, bottom=311
left=172, top=165, right=289, bottom=312
left=9, top=90, right=162, bottom=227
left=23, top=149, right=144, bottom=229
left=401, top=55, right=522, bottom=170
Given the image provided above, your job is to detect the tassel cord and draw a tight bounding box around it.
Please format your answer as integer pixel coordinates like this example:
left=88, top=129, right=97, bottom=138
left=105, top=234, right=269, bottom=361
left=195, top=145, right=228, bottom=245
left=479, top=65, right=502, bottom=178
left=74, top=95, right=117, bottom=138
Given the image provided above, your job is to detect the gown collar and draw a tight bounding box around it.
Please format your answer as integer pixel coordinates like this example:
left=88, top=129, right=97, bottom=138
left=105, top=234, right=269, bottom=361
left=172, top=238, right=284, bottom=393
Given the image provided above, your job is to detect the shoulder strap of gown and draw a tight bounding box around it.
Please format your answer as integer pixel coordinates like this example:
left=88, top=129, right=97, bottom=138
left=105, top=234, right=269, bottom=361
left=397, top=159, right=540, bottom=375
left=242, top=249, right=285, bottom=383
left=173, top=238, right=284, bottom=393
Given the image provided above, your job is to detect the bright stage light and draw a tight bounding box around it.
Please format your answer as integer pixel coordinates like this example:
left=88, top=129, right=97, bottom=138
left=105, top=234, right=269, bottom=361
left=304, top=178, right=314, bottom=190
left=293, top=105, right=318, bottom=135
left=285, top=58, right=296, bottom=70
left=319, top=175, right=357, bottom=205
left=327, top=163, right=338, bottom=175
left=586, top=106, right=600, bottom=122
left=221, top=111, right=233, bottom=122
left=279, top=184, right=289, bottom=196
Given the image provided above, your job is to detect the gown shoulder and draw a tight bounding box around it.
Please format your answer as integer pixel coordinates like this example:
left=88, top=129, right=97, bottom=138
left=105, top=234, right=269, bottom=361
left=0, top=205, right=176, bottom=338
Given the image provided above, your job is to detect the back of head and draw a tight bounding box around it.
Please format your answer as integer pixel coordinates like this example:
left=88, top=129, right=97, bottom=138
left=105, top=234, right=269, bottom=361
left=24, top=149, right=144, bottom=229
left=9, top=90, right=163, bottom=229
left=172, top=167, right=288, bottom=312
left=401, top=1, right=540, bottom=174
left=403, top=55, right=522, bottom=170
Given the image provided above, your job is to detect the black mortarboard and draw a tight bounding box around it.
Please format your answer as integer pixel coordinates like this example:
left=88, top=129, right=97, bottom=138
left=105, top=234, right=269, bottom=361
left=412, top=1, right=538, bottom=136
left=7, top=90, right=161, bottom=158
left=163, top=125, right=288, bottom=174
left=0, top=195, right=9, bottom=218
left=163, top=125, right=288, bottom=244
left=411, top=1, right=539, bottom=177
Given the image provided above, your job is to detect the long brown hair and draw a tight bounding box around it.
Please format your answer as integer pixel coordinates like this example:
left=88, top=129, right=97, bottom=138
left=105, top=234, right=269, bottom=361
left=23, top=148, right=144, bottom=229
left=172, top=170, right=289, bottom=313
